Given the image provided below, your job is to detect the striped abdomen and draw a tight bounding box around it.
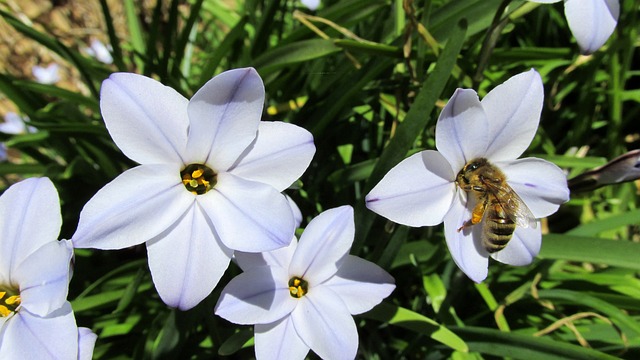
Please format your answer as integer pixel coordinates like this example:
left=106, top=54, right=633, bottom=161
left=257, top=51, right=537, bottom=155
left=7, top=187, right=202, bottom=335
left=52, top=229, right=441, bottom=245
left=481, top=197, right=516, bottom=253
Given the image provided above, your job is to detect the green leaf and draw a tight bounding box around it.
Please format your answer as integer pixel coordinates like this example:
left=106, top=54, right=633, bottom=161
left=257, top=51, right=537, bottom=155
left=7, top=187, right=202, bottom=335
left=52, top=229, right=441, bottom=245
left=218, top=329, right=254, bottom=356
left=537, top=289, right=640, bottom=337
left=365, top=302, right=469, bottom=352
left=254, top=39, right=342, bottom=75
left=565, top=208, right=640, bottom=236
left=452, top=326, right=619, bottom=360
left=539, top=234, right=640, bottom=270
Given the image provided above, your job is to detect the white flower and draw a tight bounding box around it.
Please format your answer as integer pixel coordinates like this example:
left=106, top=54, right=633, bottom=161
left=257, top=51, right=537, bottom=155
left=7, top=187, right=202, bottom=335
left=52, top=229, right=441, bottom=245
left=32, top=63, right=60, bottom=84
left=215, top=206, right=395, bottom=360
left=365, top=69, right=570, bottom=283
left=301, top=0, right=320, bottom=10
left=0, top=177, right=96, bottom=359
left=529, top=0, right=619, bottom=54
left=71, top=68, right=316, bottom=310
left=84, top=39, right=113, bottom=65
left=0, top=112, right=36, bottom=134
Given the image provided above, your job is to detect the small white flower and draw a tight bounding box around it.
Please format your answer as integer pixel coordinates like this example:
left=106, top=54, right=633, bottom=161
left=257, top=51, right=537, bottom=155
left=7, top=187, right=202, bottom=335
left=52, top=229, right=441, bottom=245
left=72, top=68, right=316, bottom=310
left=301, top=0, right=320, bottom=10
left=529, top=0, right=619, bottom=54
left=32, top=63, right=60, bottom=84
left=365, top=69, right=570, bottom=283
left=84, top=39, right=113, bottom=64
left=0, top=178, right=96, bottom=359
left=0, top=112, right=36, bottom=134
left=215, top=206, right=395, bottom=360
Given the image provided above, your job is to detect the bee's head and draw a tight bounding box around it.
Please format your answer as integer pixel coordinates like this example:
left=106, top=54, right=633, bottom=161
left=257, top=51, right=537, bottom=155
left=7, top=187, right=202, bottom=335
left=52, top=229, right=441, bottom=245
left=457, top=158, right=488, bottom=184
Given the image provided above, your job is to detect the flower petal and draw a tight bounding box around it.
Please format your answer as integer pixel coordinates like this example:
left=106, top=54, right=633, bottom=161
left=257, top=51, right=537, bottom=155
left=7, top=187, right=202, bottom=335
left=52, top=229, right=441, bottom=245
left=482, top=69, right=543, bottom=161
left=228, top=121, right=315, bottom=191
left=147, top=202, right=233, bottom=310
left=286, top=195, right=303, bottom=229
left=77, top=327, right=97, bottom=360
left=201, top=172, right=294, bottom=252
left=289, top=206, right=354, bottom=285
left=324, top=255, right=395, bottom=315
left=499, top=158, right=570, bottom=218
left=100, top=73, right=188, bottom=164
left=255, top=317, right=309, bottom=360
left=0, top=303, right=78, bottom=359
left=186, top=68, right=264, bottom=170
left=0, top=178, right=60, bottom=281
left=491, top=224, right=542, bottom=266
left=215, top=266, right=296, bottom=325
left=72, top=164, right=194, bottom=250
left=435, top=89, right=489, bottom=171
left=15, top=240, right=72, bottom=317
left=235, top=237, right=297, bottom=271
left=443, top=194, right=489, bottom=283
left=292, top=286, right=358, bottom=360
left=365, top=150, right=456, bottom=227
left=565, top=0, right=619, bottom=54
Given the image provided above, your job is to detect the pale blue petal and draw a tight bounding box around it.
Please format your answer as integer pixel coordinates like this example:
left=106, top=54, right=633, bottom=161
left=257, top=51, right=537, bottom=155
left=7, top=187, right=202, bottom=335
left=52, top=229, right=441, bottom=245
left=72, top=164, right=194, bottom=250
left=201, top=172, right=294, bottom=252
left=498, top=158, right=570, bottom=218
left=365, top=150, right=456, bottom=227
left=292, top=286, right=357, bottom=360
left=565, top=0, right=619, bottom=54
left=491, top=224, right=542, bottom=266
left=215, top=266, right=296, bottom=325
left=289, top=206, right=353, bottom=285
left=255, top=317, right=309, bottom=360
left=186, top=68, right=264, bottom=170
left=15, top=240, right=72, bottom=317
left=235, top=237, right=297, bottom=271
left=443, top=193, right=489, bottom=283
left=482, top=69, right=543, bottom=161
left=77, top=327, right=97, bottom=360
left=100, top=73, right=189, bottom=164
left=147, top=201, right=233, bottom=310
left=228, top=121, right=315, bottom=191
left=0, top=303, right=78, bottom=359
left=0, top=178, right=60, bottom=282
left=435, top=89, right=489, bottom=172
left=324, top=255, right=395, bottom=315
left=286, top=195, right=303, bottom=229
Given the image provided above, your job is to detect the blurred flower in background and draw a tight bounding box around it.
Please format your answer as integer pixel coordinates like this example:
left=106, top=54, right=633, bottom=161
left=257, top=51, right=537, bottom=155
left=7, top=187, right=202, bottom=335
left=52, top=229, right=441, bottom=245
left=529, top=0, right=619, bottom=54
left=0, top=112, right=36, bottom=135
left=31, top=63, right=60, bottom=84
left=83, top=38, right=113, bottom=64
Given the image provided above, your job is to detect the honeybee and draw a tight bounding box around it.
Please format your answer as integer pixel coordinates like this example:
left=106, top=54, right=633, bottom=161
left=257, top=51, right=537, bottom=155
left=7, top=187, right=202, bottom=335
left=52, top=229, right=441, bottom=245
left=455, top=158, right=537, bottom=253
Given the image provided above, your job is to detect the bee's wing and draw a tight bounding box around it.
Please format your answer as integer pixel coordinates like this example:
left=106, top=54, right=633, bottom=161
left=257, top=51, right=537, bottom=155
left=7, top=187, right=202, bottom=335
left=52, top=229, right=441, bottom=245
left=485, top=181, right=537, bottom=229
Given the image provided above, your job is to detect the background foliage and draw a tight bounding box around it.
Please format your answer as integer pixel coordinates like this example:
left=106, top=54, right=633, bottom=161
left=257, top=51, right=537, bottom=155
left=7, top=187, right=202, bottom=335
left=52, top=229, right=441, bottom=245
left=1, top=0, right=639, bottom=359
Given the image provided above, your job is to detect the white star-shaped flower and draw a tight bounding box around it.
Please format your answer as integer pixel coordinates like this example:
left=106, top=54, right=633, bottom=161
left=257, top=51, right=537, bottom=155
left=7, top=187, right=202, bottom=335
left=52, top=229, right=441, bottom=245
left=72, top=68, right=316, bottom=310
left=215, top=206, right=395, bottom=360
left=365, top=69, right=570, bottom=283
left=0, top=178, right=96, bottom=359
left=529, top=0, right=619, bottom=54
left=32, top=63, right=60, bottom=84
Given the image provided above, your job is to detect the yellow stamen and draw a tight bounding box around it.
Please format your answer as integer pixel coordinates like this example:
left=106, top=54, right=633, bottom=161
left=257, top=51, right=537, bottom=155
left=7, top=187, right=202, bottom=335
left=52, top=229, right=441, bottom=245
left=192, top=169, right=204, bottom=178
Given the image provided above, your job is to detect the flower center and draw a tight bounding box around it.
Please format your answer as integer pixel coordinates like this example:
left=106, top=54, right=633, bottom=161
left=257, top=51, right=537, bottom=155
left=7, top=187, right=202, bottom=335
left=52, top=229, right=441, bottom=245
left=180, top=164, right=217, bottom=195
left=0, top=287, right=21, bottom=317
left=288, top=276, right=309, bottom=298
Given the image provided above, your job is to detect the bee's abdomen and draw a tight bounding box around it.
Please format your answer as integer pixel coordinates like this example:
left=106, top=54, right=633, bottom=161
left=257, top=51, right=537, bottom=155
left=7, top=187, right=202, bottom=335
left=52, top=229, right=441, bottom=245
left=482, top=206, right=515, bottom=253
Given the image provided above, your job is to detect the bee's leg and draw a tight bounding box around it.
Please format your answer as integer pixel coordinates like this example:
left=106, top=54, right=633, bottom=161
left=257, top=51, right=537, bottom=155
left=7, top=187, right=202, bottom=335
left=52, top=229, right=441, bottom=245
left=456, top=200, right=486, bottom=232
